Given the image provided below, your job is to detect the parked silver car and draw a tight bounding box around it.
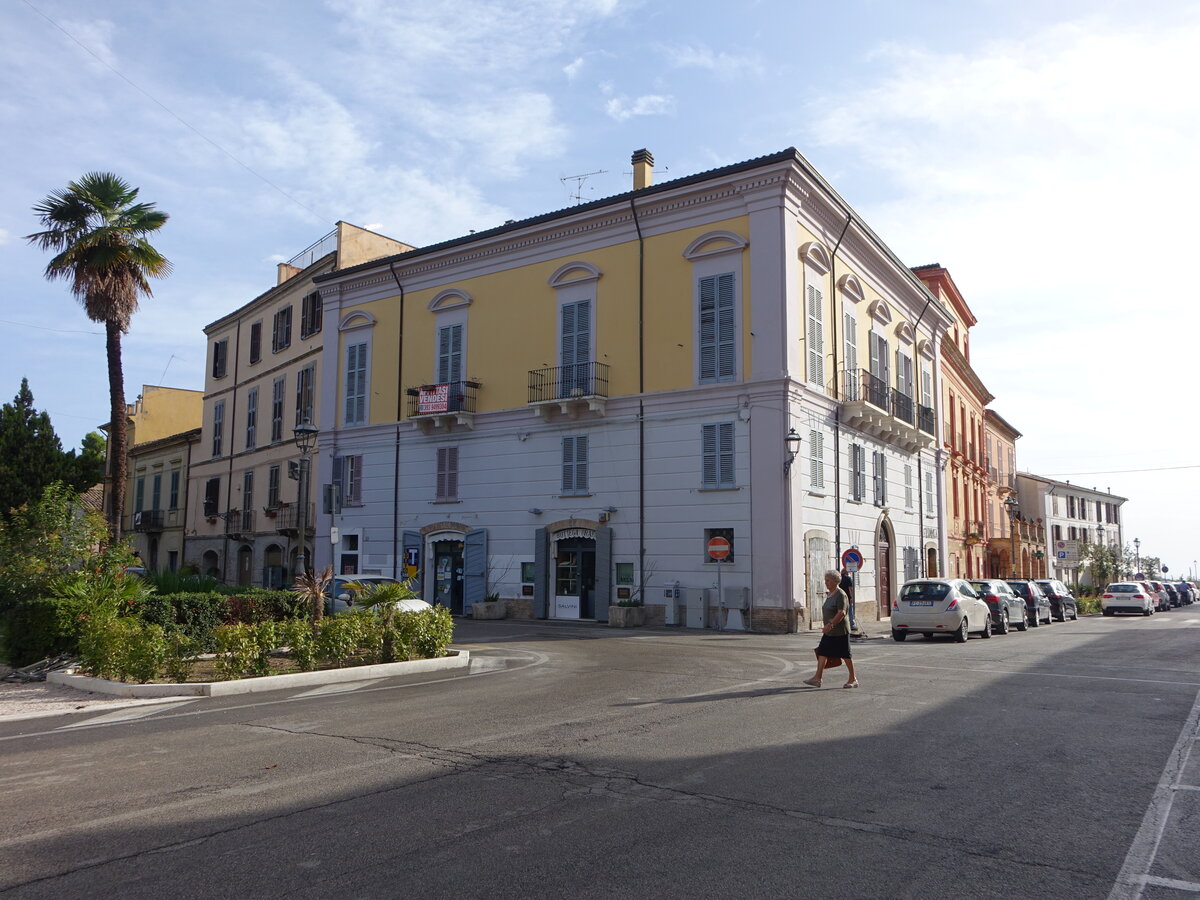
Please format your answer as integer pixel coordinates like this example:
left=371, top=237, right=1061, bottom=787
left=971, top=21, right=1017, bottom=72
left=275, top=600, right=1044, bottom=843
left=969, top=579, right=1028, bottom=634
left=1005, top=579, right=1052, bottom=627
left=892, top=578, right=993, bottom=642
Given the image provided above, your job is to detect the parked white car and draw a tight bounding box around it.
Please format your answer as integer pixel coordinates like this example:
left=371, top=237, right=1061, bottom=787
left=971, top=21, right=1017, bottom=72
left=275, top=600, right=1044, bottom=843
left=1100, top=583, right=1154, bottom=617
left=325, top=575, right=431, bottom=615
left=892, top=578, right=993, bottom=642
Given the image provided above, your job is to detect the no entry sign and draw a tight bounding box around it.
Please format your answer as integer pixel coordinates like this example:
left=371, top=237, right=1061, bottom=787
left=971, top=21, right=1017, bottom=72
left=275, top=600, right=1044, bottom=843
left=707, top=536, right=732, bottom=561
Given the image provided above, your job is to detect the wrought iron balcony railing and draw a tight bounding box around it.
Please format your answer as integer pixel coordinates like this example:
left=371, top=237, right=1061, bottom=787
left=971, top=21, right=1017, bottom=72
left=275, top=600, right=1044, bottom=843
left=918, top=404, right=936, bottom=436
left=406, top=380, right=480, bottom=418
left=528, top=361, right=610, bottom=404
left=224, top=508, right=255, bottom=537
left=131, top=509, right=165, bottom=533
left=891, top=388, right=915, bottom=425
left=274, top=502, right=315, bottom=535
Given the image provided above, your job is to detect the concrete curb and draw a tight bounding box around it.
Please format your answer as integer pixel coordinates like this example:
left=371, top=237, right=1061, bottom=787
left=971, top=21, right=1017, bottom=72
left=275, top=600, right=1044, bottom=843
left=46, top=649, right=470, bottom=698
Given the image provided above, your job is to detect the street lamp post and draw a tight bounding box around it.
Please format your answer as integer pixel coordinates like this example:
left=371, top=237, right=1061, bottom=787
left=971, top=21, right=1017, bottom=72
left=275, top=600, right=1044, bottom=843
left=293, top=421, right=319, bottom=578
left=1134, top=537, right=1141, bottom=576
left=1004, top=496, right=1019, bottom=578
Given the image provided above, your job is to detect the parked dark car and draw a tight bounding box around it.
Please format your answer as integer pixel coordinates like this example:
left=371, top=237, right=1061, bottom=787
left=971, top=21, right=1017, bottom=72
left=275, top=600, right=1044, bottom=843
left=1006, top=579, right=1052, bottom=626
left=1035, top=579, right=1079, bottom=622
left=969, top=579, right=1028, bottom=634
left=1164, top=583, right=1180, bottom=607
left=1149, top=581, right=1171, bottom=612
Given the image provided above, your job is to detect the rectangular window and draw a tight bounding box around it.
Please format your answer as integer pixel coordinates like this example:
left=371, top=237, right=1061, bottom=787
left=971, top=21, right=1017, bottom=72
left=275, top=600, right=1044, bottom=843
left=272, top=306, right=292, bottom=353
left=702, top=422, right=735, bottom=489
left=1068, top=496, right=1077, bottom=518
left=850, top=444, right=866, bottom=502
left=249, top=322, right=262, bottom=364
left=904, top=464, right=913, bottom=510
left=560, top=301, right=591, bottom=394
left=1079, top=498, right=1088, bottom=519
left=872, top=451, right=887, bottom=507
left=438, top=324, right=463, bottom=385
left=169, top=470, right=180, bottom=510
left=212, top=339, right=228, bottom=379
left=344, top=342, right=368, bottom=425
left=924, top=470, right=935, bottom=512
left=203, top=477, right=220, bottom=518
left=921, top=368, right=933, bottom=409
left=869, top=332, right=890, bottom=383
left=562, top=435, right=590, bottom=495
left=1053, top=524, right=1063, bottom=541
left=896, top=351, right=913, bottom=397
left=271, top=377, right=285, bottom=442
left=212, top=400, right=224, bottom=457
left=436, top=447, right=458, bottom=501
left=135, top=476, right=145, bottom=513
left=300, top=291, right=322, bottom=338
left=698, top=273, right=736, bottom=383
left=242, top=470, right=254, bottom=517
left=339, top=455, right=363, bottom=505
left=806, top=284, right=824, bottom=387
left=151, top=474, right=162, bottom=511
left=245, top=387, right=258, bottom=451
left=295, top=365, right=314, bottom=426
left=808, top=429, right=824, bottom=491
left=267, top=464, right=281, bottom=508
left=1069, top=526, right=1077, bottom=540
left=843, top=311, right=858, bottom=398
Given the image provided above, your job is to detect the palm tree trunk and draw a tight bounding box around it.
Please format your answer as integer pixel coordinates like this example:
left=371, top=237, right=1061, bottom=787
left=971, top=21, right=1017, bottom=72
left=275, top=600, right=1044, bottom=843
left=106, top=320, right=127, bottom=542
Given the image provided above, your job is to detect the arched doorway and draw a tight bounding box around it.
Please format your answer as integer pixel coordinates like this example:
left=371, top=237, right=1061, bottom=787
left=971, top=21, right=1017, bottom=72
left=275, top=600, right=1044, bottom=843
left=926, top=546, right=939, bottom=578
left=877, top=519, right=895, bottom=618
left=202, top=549, right=220, bottom=579
left=264, top=544, right=284, bottom=589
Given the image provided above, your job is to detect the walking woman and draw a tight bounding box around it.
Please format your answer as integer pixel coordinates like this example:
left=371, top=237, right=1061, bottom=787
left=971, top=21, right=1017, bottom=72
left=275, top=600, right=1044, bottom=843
left=804, top=569, right=858, bottom=688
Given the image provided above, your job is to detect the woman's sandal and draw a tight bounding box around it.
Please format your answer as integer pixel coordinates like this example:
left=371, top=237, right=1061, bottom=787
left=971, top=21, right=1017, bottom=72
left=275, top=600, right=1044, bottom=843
left=802, top=678, right=822, bottom=687
left=843, top=681, right=859, bottom=689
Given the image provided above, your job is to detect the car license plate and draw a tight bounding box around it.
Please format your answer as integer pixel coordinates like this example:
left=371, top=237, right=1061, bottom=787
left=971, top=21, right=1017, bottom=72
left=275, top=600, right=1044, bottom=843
left=909, top=600, right=934, bottom=606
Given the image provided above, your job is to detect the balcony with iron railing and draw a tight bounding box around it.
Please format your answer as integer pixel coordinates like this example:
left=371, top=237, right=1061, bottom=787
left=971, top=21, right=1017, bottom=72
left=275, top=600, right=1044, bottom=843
left=528, top=361, right=610, bottom=420
left=224, top=508, right=256, bottom=539
left=131, top=509, right=165, bottom=533
left=274, top=502, right=315, bottom=536
left=406, top=380, right=480, bottom=433
left=836, top=368, right=935, bottom=454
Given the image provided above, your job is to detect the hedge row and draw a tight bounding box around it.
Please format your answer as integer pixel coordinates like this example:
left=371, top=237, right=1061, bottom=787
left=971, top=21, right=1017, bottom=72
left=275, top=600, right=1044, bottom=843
left=4, top=589, right=309, bottom=667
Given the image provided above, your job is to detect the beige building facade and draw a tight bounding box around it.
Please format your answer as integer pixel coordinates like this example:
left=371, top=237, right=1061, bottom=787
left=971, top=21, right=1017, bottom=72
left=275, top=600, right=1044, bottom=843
left=184, top=223, right=411, bottom=584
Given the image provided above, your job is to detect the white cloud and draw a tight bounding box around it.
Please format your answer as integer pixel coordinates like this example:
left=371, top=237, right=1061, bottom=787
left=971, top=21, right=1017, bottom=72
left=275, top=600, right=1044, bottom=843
left=606, top=94, right=674, bottom=121
left=564, top=56, right=585, bottom=80
left=58, top=16, right=118, bottom=69
left=662, top=42, right=762, bottom=78
left=0, top=227, right=9, bottom=246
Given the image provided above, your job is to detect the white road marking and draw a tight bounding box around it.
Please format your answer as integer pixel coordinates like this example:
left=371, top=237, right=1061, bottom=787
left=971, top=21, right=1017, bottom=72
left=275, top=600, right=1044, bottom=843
left=57, top=701, right=198, bottom=729
left=290, top=680, right=385, bottom=698
left=1139, top=876, right=1200, bottom=892
left=468, top=658, right=508, bottom=672
left=871, top=660, right=1200, bottom=688
left=1108, top=685, right=1200, bottom=900
left=1170, top=784, right=1200, bottom=792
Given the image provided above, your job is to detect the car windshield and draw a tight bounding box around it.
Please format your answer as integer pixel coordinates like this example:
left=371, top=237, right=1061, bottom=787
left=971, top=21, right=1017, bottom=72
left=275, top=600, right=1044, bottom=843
left=1106, top=584, right=1136, bottom=592
left=901, top=582, right=950, bottom=601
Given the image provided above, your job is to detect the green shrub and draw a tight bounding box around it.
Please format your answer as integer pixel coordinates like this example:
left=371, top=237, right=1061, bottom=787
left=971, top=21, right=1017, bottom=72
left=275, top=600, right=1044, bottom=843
left=137, top=592, right=228, bottom=650
left=315, top=615, right=366, bottom=667
left=146, top=569, right=222, bottom=595
left=405, top=606, right=454, bottom=660
left=162, top=630, right=197, bottom=683
left=213, top=623, right=257, bottom=681
left=78, top=611, right=168, bottom=683
left=3, top=595, right=91, bottom=666
left=281, top=619, right=318, bottom=672
left=124, top=623, right=167, bottom=684
left=224, top=589, right=308, bottom=625
left=1077, top=595, right=1102, bottom=615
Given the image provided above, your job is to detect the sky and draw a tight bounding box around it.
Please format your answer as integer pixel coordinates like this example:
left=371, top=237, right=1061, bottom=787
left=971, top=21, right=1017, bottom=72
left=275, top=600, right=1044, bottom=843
left=2, top=0, right=1198, bottom=575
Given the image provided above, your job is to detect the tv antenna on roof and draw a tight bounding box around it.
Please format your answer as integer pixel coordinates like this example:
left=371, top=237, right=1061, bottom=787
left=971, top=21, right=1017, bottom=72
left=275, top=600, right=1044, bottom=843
left=561, top=169, right=607, bottom=205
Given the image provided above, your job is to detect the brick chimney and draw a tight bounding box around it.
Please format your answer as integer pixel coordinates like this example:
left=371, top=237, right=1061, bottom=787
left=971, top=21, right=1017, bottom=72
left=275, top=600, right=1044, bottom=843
left=631, top=149, right=654, bottom=190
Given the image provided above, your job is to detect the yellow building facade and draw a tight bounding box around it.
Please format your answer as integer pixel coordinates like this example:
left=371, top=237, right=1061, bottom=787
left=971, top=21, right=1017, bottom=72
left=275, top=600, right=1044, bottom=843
left=312, top=150, right=953, bottom=631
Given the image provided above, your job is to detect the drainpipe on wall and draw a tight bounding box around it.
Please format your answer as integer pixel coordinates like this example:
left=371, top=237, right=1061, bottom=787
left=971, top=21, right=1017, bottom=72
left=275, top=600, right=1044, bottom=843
left=826, top=214, right=852, bottom=565
left=629, top=191, right=646, bottom=614
left=389, top=263, right=406, bottom=581
left=221, top=322, right=242, bottom=585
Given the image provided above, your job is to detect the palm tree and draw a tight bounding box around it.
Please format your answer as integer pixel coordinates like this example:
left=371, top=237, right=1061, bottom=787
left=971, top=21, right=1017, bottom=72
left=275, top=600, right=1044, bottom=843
left=27, top=173, right=171, bottom=540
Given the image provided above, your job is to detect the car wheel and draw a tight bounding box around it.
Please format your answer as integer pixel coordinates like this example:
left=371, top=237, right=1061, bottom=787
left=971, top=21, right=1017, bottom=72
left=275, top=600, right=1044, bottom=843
left=980, top=616, right=992, bottom=639
left=892, top=630, right=907, bottom=642
left=922, top=633, right=935, bottom=641
left=1143, top=605, right=1152, bottom=617
left=1071, top=606, right=1079, bottom=621
left=1015, top=613, right=1028, bottom=632
left=1030, top=612, right=1039, bottom=627
left=1103, top=608, right=1114, bottom=617
left=955, top=618, right=969, bottom=643
left=997, top=609, right=1010, bottom=635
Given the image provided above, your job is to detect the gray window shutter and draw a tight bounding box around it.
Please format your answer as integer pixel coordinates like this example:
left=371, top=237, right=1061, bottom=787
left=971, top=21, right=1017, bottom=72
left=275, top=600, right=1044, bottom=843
left=402, top=530, right=423, bottom=596
left=561, top=301, right=590, bottom=393
left=716, top=273, right=735, bottom=380
left=463, top=528, right=487, bottom=613
left=594, top=526, right=612, bottom=622
left=699, top=276, right=717, bottom=382
left=806, top=284, right=824, bottom=386
left=562, top=437, right=575, bottom=493
left=718, top=422, right=734, bottom=487
left=702, top=424, right=717, bottom=487
left=533, top=527, right=549, bottom=619
left=438, top=324, right=462, bottom=385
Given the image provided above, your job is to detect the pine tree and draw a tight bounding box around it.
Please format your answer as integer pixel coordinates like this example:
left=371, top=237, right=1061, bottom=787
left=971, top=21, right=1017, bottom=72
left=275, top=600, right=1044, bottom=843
left=0, top=379, right=74, bottom=517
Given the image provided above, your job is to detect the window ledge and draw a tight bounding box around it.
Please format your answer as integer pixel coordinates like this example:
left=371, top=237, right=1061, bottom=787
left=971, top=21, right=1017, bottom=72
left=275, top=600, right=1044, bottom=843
left=431, top=500, right=462, bottom=505
left=698, top=486, right=740, bottom=493
left=808, top=489, right=827, bottom=498
left=559, top=493, right=592, bottom=499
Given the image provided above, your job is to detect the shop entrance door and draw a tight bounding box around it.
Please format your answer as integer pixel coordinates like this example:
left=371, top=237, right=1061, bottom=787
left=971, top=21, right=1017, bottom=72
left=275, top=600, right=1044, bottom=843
left=554, top=538, right=596, bottom=618
left=433, top=541, right=465, bottom=616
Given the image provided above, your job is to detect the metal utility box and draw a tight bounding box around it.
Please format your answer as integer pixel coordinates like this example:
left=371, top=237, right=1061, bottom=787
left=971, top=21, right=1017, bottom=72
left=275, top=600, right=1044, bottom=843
left=685, top=588, right=708, bottom=629
left=722, top=586, right=750, bottom=631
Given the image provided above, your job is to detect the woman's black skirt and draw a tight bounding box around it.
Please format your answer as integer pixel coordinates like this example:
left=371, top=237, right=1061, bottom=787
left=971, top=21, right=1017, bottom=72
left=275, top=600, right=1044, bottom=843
left=816, top=633, right=852, bottom=659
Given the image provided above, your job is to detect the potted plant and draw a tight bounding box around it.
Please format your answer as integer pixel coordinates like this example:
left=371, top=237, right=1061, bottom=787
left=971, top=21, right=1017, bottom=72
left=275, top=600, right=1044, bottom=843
left=472, top=593, right=506, bottom=619
left=608, top=598, right=646, bottom=628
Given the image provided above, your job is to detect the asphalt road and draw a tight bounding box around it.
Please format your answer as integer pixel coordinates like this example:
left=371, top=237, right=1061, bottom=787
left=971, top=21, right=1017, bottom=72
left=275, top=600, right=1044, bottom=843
left=2, top=608, right=1199, bottom=899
